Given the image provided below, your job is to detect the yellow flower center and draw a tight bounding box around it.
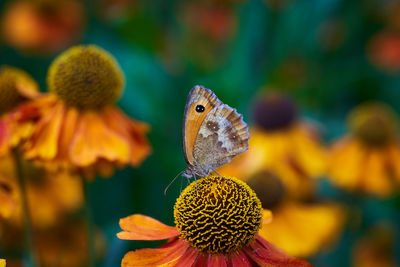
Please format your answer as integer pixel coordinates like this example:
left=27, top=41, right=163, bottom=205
left=174, top=175, right=263, bottom=254
left=246, top=171, right=286, bottom=210
left=47, top=45, right=124, bottom=109
left=349, top=103, right=397, bottom=147
left=0, top=66, right=38, bottom=115
left=252, top=92, right=297, bottom=131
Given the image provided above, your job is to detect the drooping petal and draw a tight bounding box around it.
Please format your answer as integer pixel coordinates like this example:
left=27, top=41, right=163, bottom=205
left=207, top=254, right=228, bottom=267
left=102, top=107, right=151, bottom=166
left=23, top=101, right=64, bottom=160
left=117, top=214, right=179, bottom=241
left=174, top=247, right=199, bottom=267
left=230, top=250, right=252, bottom=267
left=69, top=111, right=130, bottom=166
left=121, top=238, right=188, bottom=267
left=244, top=236, right=311, bottom=267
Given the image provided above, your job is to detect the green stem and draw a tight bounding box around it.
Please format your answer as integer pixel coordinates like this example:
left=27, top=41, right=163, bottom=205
left=82, top=177, right=95, bottom=267
left=12, top=148, right=38, bottom=267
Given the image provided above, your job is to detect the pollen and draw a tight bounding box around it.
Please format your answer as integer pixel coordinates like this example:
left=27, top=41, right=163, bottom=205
left=349, top=103, right=397, bottom=147
left=0, top=66, right=38, bottom=114
left=47, top=45, right=125, bottom=109
left=174, top=175, right=263, bottom=254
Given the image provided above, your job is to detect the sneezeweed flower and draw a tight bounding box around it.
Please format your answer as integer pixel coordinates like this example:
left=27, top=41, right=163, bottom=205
left=367, top=31, right=400, bottom=73
left=218, top=92, right=326, bottom=199
left=0, top=66, right=39, bottom=155
left=1, top=0, right=84, bottom=54
left=12, top=45, right=151, bottom=178
left=0, top=155, right=84, bottom=229
left=0, top=178, right=15, bottom=220
left=118, top=176, right=311, bottom=266
left=328, top=102, right=400, bottom=196
left=225, top=169, right=344, bottom=258
left=34, top=218, right=105, bottom=267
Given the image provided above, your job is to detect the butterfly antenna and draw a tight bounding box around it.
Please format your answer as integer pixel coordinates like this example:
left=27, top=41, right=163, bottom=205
left=164, top=170, right=185, bottom=196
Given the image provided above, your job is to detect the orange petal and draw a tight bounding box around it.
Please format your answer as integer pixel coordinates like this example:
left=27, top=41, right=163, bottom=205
left=244, top=236, right=312, bottom=267
left=231, top=250, right=252, bottom=267
left=102, top=107, right=151, bottom=166
left=70, top=111, right=130, bottom=166
left=23, top=101, right=64, bottom=160
left=121, top=238, right=188, bottom=267
left=174, top=247, right=199, bottom=267
left=117, top=214, right=179, bottom=241
left=207, top=255, right=228, bottom=267
left=0, top=179, right=15, bottom=219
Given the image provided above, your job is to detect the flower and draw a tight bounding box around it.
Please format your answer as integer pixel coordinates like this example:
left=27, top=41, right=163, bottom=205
left=218, top=92, right=326, bottom=199
left=223, top=168, right=344, bottom=258
left=1, top=0, right=84, bottom=54
left=328, top=102, right=400, bottom=196
left=0, top=177, right=15, bottom=220
left=118, top=175, right=311, bottom=266
left=0, top=66, right=40, bottom=155
left=367, top=31, right=400, bottom=73
left=12, top=45, right=151, bottom=177
left=0, top=259, right=5, bottom=267
left=0, top=154, right=84, bottom=229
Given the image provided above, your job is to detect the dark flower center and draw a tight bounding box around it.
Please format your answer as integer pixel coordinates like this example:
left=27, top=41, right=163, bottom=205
left=174, top=176, right=263, bottom=254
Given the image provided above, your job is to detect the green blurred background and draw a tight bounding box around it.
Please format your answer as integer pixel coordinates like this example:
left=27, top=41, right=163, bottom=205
left=1, top=0, right=400, bottom=266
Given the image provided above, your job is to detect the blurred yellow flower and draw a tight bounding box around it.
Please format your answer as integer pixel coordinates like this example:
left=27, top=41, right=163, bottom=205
left=118, top=176, right=311, bottom=266
left=12, top=45, right=151, bottom=178
left=328, top=102, right=400, bottom=196
left=219, top=92, right=327, bottom=199
left=0, top=259, right=5, bottom=267
left=217, top=94, right=344, bottom=259
left=224, top=168, right=345, bottom=258
left=259, top=201, right=344, bottom=258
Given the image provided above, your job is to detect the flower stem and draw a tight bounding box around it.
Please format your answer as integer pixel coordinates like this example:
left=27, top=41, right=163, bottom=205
left=82, top=177, right=95, bottom=267
left=12, top=148, right=38, bottom=267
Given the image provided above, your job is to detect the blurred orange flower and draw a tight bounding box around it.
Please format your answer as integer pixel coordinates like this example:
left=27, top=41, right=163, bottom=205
left=1, top=0, right=84, bottom=54
left=328, top=102, right=400, bottom=196
left=0, top=154, right=83, bottom=229
left=367, top=31, right=400, bottom=72
left=0, top=217, right=104, bottom=267
left=12, top=45, right=151, bottom=178
left=0, top=66, right=40, bottom=156
left=219, top=92, right=326, bottom=199
left=118, top=176, right=311, bottom=266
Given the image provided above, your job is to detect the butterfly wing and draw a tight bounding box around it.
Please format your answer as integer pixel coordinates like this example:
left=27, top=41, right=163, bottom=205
left=182, top=86, right=222, bottom=167
left=192, top=104, right=249, bottom=175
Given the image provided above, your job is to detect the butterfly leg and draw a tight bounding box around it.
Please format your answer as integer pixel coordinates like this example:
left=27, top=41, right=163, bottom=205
left=191, top=171, right=198, bottom=194
left=212, top=169, right=225, bottom=180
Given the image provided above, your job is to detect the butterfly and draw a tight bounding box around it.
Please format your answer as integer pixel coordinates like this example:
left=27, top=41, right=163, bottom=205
left=182, top=85, right=249, bottom=179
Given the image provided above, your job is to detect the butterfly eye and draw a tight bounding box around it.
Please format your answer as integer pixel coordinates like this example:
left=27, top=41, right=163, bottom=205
left=195, top=105, right=205, bottom=113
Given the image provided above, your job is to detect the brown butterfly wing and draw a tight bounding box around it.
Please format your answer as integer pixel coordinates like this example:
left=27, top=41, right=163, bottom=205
left=182, top=86, right=222, bottom=167
left=191, top=104, right=249, bottom=176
